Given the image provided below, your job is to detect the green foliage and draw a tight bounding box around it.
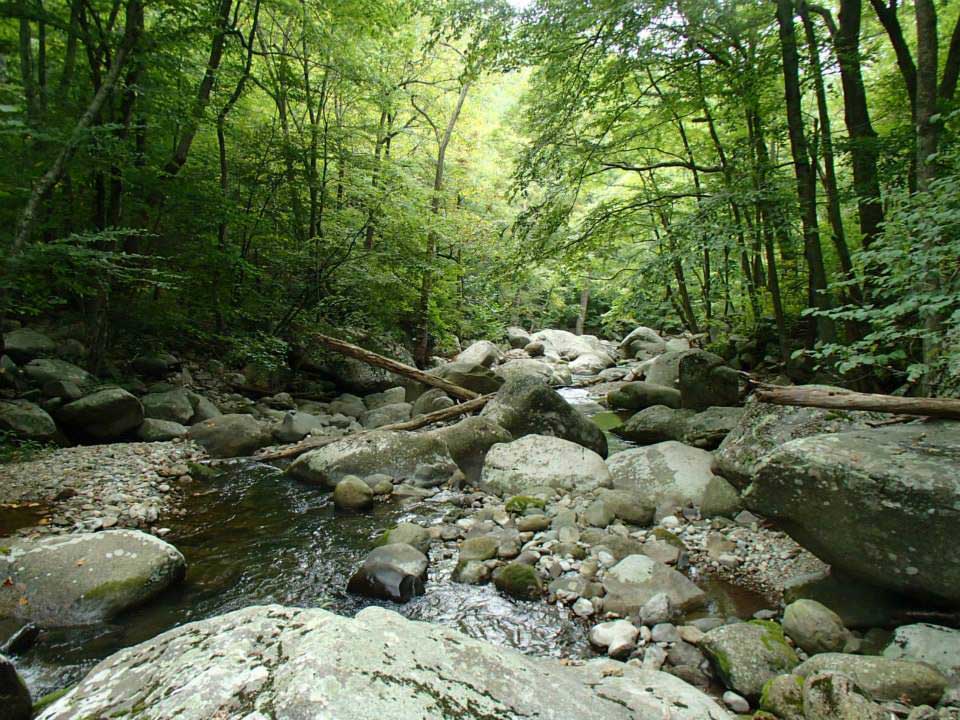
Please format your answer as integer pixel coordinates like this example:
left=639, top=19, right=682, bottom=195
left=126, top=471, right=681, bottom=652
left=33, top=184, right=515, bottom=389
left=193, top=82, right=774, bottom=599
left=0, top=432, right=55, bottom=464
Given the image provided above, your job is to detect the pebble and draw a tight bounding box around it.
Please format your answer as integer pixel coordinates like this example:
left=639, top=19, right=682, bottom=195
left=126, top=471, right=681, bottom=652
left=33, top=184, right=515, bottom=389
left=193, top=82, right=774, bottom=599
left=572, top=598, right=594, bottom=617
left=722, top=691, right=750, bottom=713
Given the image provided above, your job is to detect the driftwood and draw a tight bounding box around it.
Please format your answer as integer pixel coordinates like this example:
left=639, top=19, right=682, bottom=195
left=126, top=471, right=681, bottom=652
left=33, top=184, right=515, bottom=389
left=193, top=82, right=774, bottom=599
left=753, top=384, right=960, bottom=420
left=311, top=332, right=479, bottom=401
left=247, top=392, right=495, bottom=462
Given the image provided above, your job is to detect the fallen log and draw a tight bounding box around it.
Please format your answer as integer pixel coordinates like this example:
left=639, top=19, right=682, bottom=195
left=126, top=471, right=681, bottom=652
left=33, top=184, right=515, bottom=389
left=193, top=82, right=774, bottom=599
left=246, top=392, right=495, bottom=463
left=753, top=384, right=960, bottom=420
left=311, top=332, right=479, bottom=401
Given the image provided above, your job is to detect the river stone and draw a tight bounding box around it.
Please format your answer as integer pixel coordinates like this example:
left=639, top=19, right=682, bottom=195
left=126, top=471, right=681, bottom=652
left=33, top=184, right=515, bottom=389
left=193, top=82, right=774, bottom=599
left=481, top=375, right=608, bottom=457
left=57, top=388, right=144, bottom=440
left=700, top=475, right=742, bottom=518
left=412, top=388, right=453, bottom=416
left=682, top=406, right=745, bottom=449
left=142, top=388, right=195, bottom=424
left=608, top=382, right=682, bottom=411
left=758, top=673, right=804, bottom=720
left=492, top=562, right=542, bottom=599
left=529, top=329, right=596, bottom=360
left=288, top=430, right=458, bottom=490
left=428, top=416, right=512, bottom=484
left=0, top=530, right=186, bottom=626
left=328, top=394, right=366, bottom=418
left=644, top=350, right=689, bottom=388
left=23, top=358, right=95, bottom=389
left=429, top=361, right=504, bottom=395
left=781, top=599, right=851, bottom=655
left=480, top=435, right=612, bottom=497
left=621, top=326, right=666, bottom=359
left=131, top=352, right=180, bottom=378
left=596, top=488, right=655, bottom=525
left=379, top=523, right=431, bottom=554
left=701, top=621, right=799, bottom=700
left=363, top=386, right=406, bottom=410
left=183, top=392, right=219, bottom=423
left=188, top=414, right=271, bottom=458
left=507, top=326, right=531, bottom=349
left=495, top=358, right=558, bottom=385
left=801, top=672, right=888, bottom=720
left=457, top=340, right=502, bottom=368
left=883, top=624, right=960, bottom=680
left=333, top=476, right=374, bottom=512
left=794, top=653, right=948, bottom=706
left=273, top=411, right=327, bottom=443
left=4, top=328, right=56, bottom=363
left=570, top=353, right=610, bottom=374
left=42, top=379, right=83, bottom=401
left=714, top=391, right=884, bottom=488
left=589, top=619, right=639, bottom=659
left=743, top=421, right=960, bottom=604
left=35, top=603, right=732, bottom=720
left=0, top=653, right=31, bottom=720
left=361, top=402, right=412, bottom=429
left=602, top=554, right=705, bottom=615
left=0, top=400, right=57, bottom=441
left=607, top=441, right=716, bottom=515
left=677, top=350, right=739, bottom=410
left=137, top=418, right=188, bottom=442
left=615, top=405, right=692, bottom=444
left=347, top=544, right=428, bottom=603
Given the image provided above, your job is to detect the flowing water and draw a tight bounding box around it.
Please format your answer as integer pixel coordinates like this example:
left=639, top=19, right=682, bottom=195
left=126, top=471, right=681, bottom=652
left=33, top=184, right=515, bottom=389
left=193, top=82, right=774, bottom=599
left=10, top=384, right=771, bottom=700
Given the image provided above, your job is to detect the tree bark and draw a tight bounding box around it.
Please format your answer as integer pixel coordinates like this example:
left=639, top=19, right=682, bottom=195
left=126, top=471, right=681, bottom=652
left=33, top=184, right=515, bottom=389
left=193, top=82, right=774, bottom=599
left=575, top=283, right=590, bottom=335
left=754, top=385, right=960, bottom=419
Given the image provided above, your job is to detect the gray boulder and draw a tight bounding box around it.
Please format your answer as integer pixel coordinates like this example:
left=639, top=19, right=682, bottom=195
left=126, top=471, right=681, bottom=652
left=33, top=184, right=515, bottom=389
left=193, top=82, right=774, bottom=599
left=58, top=388, right=144, bottom=440
left=333, top=476, right=374, bottom=512
left=4, top=328, right=56, bottom=363
left=185, top=391, right=221, bottom=422
left=378, top=523, right=431, bottom=554
left=481, top=375, right=608, bottom=457
left=681, top=406, right=745, bottom=449
left=701, top=621, right=799, bottom=700
left=412, top=388, right=453, bottom=416
left=0, top=400, right=57, bottom=441
left=288, top=430, right=458, bottom=490
left=428, top=416, right=512, bottom=484
left=187, top=414, right=271, bottom=458
left=506, top=326, right=531, bottom=349
left=142, top=388, right=195, bottom=424
left=608, top=381, right=681, bottom=410
left=883, top=624, right=960, bottom=680
left=328, top=393, right=366, bottom=418
left=34, top=604, right=732, bottom=720
left=801, top=671, right=889, bottom=720
left=570, top=353, right=611, bottom=374
left=23, top=358, right=95, bottom=389
left=137, top=418, right=188, bottom=442
left=0, top=654, right=31, bottom=720
left=644, top=350, right=688, bottom=388
left=273, top=411, right=328, bottom=443
left=429, top=361, right=504, bottom=395
left=744, top=421, right=960, bottom=604
left=794, top=653, right=947, bottom=706
left=602, top=554, right=706, bottom=615
left=781, top=599, right=852, bottom=655
left=480, top=435, right=612, bottom=497
left=607, top=442, right=716, bottom=515
left=457, top=340, right=502, bottom=367
left=615, top=405, right=693, bottom=444
left=364, top=386, right=406, bottom=410
left=677, top=350, right=739, bottom=410
left=620, top=326, right=666, bottom=360
left=0, top=530, right=185, bottom=625
left=347, top=544, right=428, bottom=602
left=131, top=353, right=180, bottom=378
left=699, top=476, right=742, bottom=518
left=495, top=358, right=558, bottom=385
left=361, top=402, right=412, bottom=429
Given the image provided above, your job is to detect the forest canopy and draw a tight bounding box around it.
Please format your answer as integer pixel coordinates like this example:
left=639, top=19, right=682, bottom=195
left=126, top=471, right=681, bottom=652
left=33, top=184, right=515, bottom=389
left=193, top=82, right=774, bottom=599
left=2, top=0, right=959, bottom=392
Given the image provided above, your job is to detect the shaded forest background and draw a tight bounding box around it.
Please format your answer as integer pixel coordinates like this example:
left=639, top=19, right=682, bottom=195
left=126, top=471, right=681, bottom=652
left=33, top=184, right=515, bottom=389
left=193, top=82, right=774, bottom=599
left=2, top=0, right=959, bottom=393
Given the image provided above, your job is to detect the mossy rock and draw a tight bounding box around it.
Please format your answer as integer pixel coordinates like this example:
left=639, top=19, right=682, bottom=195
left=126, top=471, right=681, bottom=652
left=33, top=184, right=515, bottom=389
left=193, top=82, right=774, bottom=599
left=505, top=495, right=546, bottom=514
left=493, top=562, right=542, bottom=600
left=701, top=621, right=799, bottom=701
left=652, top=527, right=685, bottom=549
left=759, top=673, right=805, bottom=720
left=33, top=685, right=73, bottom=714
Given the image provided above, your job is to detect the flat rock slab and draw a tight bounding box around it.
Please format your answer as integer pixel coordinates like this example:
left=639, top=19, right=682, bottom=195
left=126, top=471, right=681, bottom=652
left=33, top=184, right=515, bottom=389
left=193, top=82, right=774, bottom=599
left=480, top=434, right=612, bottom=497
left=0, top=530, right=185, bottom=626
left=36, top=604, right=732, bottom=720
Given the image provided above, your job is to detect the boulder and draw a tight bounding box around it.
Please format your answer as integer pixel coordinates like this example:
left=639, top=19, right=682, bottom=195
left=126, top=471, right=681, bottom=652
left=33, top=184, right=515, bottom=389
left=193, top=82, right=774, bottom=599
left=4, top=328, right=57, bottom=363
left=701, top=621, right=799, bottom=700
left=23, top=358, right=95, bottom=389
left=681, top=406, right=745, bottom=449
left=480, top=435, right=612, bottom=497
left=758, top=674, right=804, bottom=720
left=187, top=414, right=271, bottom=458
left=607, top=442, right=716, bottom=515
left=0, top=530, right=185, bottom=626
left=58, top=388, right=144, bottom=440
left=481, top=376, right=608, bottom=457
left=288, top=430, right=458, bottom=490
left=0, top=400, right=57, bottom=441
left=131, top=353, right=180, bottom=378
left=309, top=336, right=417, bottom=394
left=428, top=416, right=512, bottom=484
left=495, top=358, right=558, bottom=385
left=378, top=523, right=431, bottom=554
left=364, top=386, right=407, bottom=410
left=793, top=653, right=947, bottom=706
left=273, top=411, right=328, bottom=443
left=456, top=340, right=502, bottom=368
left=529, top=329, right=597, bottom=360
left=608, top=381, right=681, bottom=410
left=34, top=604, right=732, bottom=720
left=677, top=350, right=739, bottom=410
left=0, top=654, right=31, bottom=720
left=589, top=619, right=639, bottom=659
left=602, top=554, right=706, bottom=615
left=42, top=379, right=83, bottom=401
left=883, top=624, right=960, bottom=680
left=570, top=353, right=611, bottom=374
left=361, top=402, right=412, bottom=428
left=429, top=361, right=504, bottom=395
left=328, top=394, right=366, bottom=418
left=620, top=326, right=666, bottom=360
left=699, top=476, right=742, bottom=518
left=142, top=388, right=195, bottom=424
left=715, top=391, right=884, bottom=487
left=782, top=567, right=913, bottom=629
left=137, top=418, right=188, bottom=442
left=506, top=326, right=531, bottom=349
left=185, top=391, right=221, bottom=422
left=412, top=388, right=453, bottom=416
left=492, top=562, right=542, bottom=599
left=744, top=421, right=960, bottom=604
left=781, top=599, right=852, bottom=655
left=615, top=405, right=692, bottom=444
left=347, top=544, right=428, bottom=602
left=333, top=476, right=374, bottom=512
left=800, top=672, right=888, bottom=720
left=644, top=350, right=689, bottom=388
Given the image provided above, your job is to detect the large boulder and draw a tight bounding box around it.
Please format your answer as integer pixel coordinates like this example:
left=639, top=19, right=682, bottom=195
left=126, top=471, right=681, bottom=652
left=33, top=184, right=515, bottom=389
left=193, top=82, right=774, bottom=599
left=569, top=353, right=612, bottom=375
left=288, top=430, right=458, bottom=490
left=677, top=350, right=739, bottom=410
left=615, top=405, right=693, bottom=445
left=602, top=554, right=706, bottom=615
left=608, top=381, right=681, bottom=410
left=882, top=624, right=960, bottom=680
left=187, top=414, right=271, bottom=458
left=185, top=391, right=221, bottom=423
left=480, top=435, right=612, bottom=497
left=131, top=353, right=180, bottom=379
left=781, top=599, right=852, bottom=655
left=361, top=402, right=412, bottom=429
left=412, top=388, right=453, bottom=416
left=481, top=376, right=608, bottom=458
left=800, top=672, right=889, bottom=720
left=428, top=416, right=512, bottom=484
left=643, top=350, right=688, bottom=388
left=35, top=604, right=732, bottom=720
left=0, top=654, right=31, bottom=720
left=137, top=418, right=188, bottom=442
left=701, top=621, right=799, bottom=700
left=0, top=530, right=185, bottom=626
left=715, top=391, right=884, bottom=487
left=506, top=326, right=531, bottom=349
left=529, top=329, right=597, bottom=360
left=347, top=544, right=428, bottom=602
left=142, top=388, right=195, bottom=424
left=456, top=340, right=502, bottom=368
left=607, top=442, right=716, bottom=515
left=0, top=400, right=57, bottom=441
left=620, top=326, right=666, bottom=360
left=306, top=336, right=417, bottom=394
left=333, top=476, right=375, bottom=512
left=378, top=523, right=431, bottom=554
left=793, top=653, right=948, bottom=706
left=57, top=388, right=144, bottom=440
left=3, top=328, right=55, bottom=363
left=273, top=411, right=328, bottom=443
left=681, top=406, right=744, bottom=449
left=429, top=361, right=504, bottom=395
left=743, top=421, right=960, bottom=604
left=495, top=358, right=559, bottom=385
left=23, top=358, right=95, bottom=389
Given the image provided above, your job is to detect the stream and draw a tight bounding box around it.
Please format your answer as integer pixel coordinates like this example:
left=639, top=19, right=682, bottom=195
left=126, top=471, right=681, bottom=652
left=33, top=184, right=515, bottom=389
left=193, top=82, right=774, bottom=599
left=10, top=385, right=771, bottom=700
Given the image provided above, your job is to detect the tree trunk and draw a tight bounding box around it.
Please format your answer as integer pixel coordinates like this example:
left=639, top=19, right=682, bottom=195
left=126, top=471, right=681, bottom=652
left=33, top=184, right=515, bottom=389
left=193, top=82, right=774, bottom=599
left=575, top=284, right=590, bottom=335
left=754, top=384, right=960, bottom=419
